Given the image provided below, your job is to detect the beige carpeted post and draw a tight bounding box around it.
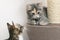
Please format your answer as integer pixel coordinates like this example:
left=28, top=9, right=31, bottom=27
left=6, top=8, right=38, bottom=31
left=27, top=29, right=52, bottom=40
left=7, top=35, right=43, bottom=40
left=47, top=0, right=60, bottom=23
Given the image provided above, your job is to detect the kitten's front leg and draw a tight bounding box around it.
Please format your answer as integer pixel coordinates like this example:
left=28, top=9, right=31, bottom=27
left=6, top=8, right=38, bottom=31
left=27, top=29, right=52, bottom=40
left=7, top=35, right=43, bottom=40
left=37, top=20, right=40, bottom=25
left=31, top=20, right=37, bottom=25
left=39, top=18, right=49, bottom=25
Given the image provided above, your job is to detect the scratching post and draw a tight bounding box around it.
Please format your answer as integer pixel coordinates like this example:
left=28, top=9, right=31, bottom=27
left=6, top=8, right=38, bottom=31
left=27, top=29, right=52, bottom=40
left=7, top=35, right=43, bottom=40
left=47, top=0, right=60, bottom=23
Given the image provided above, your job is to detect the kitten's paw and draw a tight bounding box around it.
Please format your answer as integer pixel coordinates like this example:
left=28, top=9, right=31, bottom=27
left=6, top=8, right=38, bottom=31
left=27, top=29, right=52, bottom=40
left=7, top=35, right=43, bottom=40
left=40, top=21, right=49, bottom=25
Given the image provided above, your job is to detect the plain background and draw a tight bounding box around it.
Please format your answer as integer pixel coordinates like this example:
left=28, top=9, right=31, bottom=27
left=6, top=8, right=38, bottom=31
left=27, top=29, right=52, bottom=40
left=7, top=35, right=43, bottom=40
left=0, top=0, right=47, bottom=40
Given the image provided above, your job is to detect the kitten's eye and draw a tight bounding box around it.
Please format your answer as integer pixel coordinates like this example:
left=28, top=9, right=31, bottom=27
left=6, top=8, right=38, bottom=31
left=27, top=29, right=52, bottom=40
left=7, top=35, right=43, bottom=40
left=38, top=12, right=40, bottom=14
left=32, top=13, right=35, bottom=15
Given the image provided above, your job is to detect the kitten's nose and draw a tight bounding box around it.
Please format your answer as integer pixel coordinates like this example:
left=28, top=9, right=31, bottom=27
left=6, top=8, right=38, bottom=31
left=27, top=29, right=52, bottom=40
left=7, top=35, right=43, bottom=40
left=36, top=15, right=40, bottom=17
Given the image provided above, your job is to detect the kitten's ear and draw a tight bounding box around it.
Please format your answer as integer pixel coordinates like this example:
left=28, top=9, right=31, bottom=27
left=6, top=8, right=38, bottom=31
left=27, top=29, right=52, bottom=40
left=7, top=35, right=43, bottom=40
left=12, top=21, right=15, bottom=26
left=37, top=2, right=43, bottom=7
left=26, top=4, right=32, bottom=10
left=12, top=21, right=15, bottom=28
left=7, top=23, right=11, bottom=29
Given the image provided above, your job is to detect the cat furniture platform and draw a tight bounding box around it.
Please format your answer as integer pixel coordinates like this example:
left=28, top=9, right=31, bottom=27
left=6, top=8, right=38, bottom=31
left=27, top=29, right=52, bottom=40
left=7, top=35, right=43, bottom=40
left=26, top=24, right=60, bottom=40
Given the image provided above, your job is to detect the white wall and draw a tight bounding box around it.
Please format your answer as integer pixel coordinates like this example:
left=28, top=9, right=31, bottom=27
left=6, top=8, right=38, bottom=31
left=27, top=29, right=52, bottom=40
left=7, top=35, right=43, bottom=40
left=0, top=0, right=47, bottom=40
left=0, top=0, right=27, bottom=40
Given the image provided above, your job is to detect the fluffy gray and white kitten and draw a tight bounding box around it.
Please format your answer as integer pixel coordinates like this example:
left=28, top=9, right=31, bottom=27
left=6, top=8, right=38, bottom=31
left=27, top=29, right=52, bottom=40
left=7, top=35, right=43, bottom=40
left=26, top=3, right=49, bottom=25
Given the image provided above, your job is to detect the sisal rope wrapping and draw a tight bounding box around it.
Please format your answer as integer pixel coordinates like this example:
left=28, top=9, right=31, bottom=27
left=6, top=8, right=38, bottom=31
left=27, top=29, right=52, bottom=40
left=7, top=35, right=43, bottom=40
left=47, top=0, right=60, bottom=23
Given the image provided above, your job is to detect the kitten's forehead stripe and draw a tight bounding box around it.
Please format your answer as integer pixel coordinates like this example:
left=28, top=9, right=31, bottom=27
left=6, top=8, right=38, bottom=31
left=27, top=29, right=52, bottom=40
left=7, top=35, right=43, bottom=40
left=27, top=4, right=43, bottom=13
left=32, top=8, right=37, bottom=14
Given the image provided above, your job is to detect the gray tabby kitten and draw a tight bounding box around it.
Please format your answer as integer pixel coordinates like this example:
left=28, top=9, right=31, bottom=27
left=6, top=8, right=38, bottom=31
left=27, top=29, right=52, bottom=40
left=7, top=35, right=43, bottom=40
left=6, top=22, right=23, bottom=40
left=26, top=3, right=49, bottom=25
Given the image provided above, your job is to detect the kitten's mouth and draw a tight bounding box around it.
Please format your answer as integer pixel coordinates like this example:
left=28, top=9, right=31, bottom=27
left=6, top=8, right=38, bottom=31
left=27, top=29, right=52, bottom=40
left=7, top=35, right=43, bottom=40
left=32, top=18, right=40, bottom=21
left=35, top=19, right=40, bottom=21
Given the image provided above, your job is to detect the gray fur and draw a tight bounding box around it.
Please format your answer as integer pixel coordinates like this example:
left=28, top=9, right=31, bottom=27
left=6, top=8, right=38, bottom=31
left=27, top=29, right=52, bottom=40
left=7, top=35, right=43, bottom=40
left=26, top=3, right=49, bottom=25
